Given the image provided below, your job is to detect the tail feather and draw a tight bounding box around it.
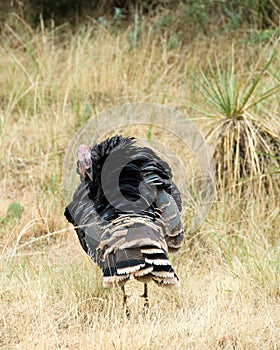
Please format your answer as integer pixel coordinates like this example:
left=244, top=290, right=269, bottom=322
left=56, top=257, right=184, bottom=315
left=115, top=248, right=145, bottom=275
left=102, top=245, right=179, bottom=288
left=152, top=276, right=179, bottom=287
left=103, top=274, right=129, bottom=288
left=99, top=215, right=179, bottom=288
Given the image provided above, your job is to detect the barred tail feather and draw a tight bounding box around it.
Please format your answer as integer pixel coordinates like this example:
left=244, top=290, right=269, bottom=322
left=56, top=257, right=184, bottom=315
left=102, top=244, right=179, bottom=288
left=99, top=214, right=180, bottom=288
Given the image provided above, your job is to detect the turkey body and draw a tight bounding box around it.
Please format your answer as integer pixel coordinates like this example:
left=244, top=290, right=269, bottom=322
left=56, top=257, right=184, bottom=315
left=64, top=136, right=184, bottom=290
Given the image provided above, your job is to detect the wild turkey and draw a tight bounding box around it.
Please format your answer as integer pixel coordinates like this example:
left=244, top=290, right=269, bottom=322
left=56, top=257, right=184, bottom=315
left=64, top=135, right=184, bottom=311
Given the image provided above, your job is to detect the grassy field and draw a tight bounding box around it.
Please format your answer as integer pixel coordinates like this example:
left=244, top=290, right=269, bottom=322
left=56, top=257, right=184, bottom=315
left=0, top=14, right=280, bottom=349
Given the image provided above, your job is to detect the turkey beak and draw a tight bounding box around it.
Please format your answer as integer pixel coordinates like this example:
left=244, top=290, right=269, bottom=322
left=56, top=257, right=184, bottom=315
left=85, top=167, right=93, bottom=181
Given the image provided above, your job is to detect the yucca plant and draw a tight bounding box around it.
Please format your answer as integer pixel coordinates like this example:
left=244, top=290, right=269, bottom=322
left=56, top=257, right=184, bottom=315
left=192, top=46, right=280, bottom=197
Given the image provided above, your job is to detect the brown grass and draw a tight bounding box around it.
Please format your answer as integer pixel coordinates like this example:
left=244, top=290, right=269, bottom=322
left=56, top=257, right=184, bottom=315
left=0, top=16, right=279, bottom=349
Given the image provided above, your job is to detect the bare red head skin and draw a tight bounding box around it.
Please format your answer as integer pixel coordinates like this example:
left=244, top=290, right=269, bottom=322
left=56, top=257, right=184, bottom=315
left=77, top=144, right=93, bottom=181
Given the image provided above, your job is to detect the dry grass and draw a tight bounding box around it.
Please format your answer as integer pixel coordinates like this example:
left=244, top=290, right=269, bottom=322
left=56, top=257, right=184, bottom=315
left=0, top=16, right=279, bottom=349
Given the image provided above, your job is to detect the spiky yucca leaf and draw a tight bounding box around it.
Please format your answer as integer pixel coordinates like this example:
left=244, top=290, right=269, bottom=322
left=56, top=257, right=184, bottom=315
left=192, top=46, right=280, bottom=196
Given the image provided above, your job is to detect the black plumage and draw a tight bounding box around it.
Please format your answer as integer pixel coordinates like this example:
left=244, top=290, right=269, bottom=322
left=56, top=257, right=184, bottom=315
left=65, top=135, right=184, bottom=303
